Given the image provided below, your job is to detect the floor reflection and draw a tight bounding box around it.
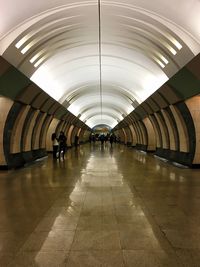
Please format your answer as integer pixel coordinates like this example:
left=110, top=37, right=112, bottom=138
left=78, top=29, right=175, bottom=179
left=1, top=144, right=200, bottom=266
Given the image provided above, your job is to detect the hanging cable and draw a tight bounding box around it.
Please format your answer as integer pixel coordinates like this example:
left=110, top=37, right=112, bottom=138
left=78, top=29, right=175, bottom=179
left=98, top=0, right=103, bottom=119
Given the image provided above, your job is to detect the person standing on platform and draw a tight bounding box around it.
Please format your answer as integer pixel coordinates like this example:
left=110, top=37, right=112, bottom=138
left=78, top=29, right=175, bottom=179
left=110, top=134, right=114, bottom=148
left=58, top=131, right=67, bottom=160
left=74, top=135, right=79, bottom=148
left=51, top=133, right=59, bottom=159
left=100, top=134, right=105, bottom=145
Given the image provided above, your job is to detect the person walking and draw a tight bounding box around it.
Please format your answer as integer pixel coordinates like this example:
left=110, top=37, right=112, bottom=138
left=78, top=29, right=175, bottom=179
left=109, top=134, right=114, bottom=148
left=74, top=135, right=79, bottom=148
left=58, top=131, right=67, bottom=160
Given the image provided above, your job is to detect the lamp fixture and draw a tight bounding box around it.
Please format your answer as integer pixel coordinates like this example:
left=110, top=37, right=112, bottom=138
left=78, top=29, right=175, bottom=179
left=98, top=0, right=103, bottom=120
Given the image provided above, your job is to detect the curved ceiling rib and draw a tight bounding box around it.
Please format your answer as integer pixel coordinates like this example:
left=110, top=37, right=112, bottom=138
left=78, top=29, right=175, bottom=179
left=1, top=0, right=200, bottom=129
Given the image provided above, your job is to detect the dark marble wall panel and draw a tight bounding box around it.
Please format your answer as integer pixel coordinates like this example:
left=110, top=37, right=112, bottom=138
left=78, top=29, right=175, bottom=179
left=41, top=98, right=55, bottom=113
left=0, top=66, right=31, bottom=99
left=3, top=102, right=25, bottom=168
left=0, top=97, right=13, bottom=167
left=0, top=57, right=10, bottom=76
left=161, top=108, right=178, bottom=151
left=40, top=115, right=53, bottom=149
left=31, top=92, right=49, bottom=109
left=176, top=102, right=195, bottom=163
left=170, top=105, right=190, bottom=153
left=32, top=112, right=47, bottom=150
left=141, top=101, right=154, bottom=114
left=128, top=124, right=137, bottom=146
left=146, top=98, right=160, bottom=112
left=71, top=126, right=79, bottom=146
left=159, top=84, right=181, bottom=104
left=167, top=68, right=200, bottom=100
left=149, top=115, right=162, bottom=148
left=132, top=122, right=140, bottom=144
left=143, top=117, right=156, bottom=151
left=154, top=112, right=170, bottom=149
left=140, top=120, right=148, bottom=146
left=186, top=53, right=200, bottom=80
left=134, top=121, right=143, bottom=145
left=48, top=103, right=62, bottom=115
left=67, top=125, right=74, bottom=147
left=16, top=84, right=41, bottom=104
left=151, top=92, right=168, bottom=109
left=22, top=108, right=39, bottom=154
left=10, top=105, right=31, bottom=154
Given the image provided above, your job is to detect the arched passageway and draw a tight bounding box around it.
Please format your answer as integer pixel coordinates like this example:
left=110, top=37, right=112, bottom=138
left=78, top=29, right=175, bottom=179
left=1, top=1, right=200, bottom=265
left=1, top=1, right=200, bottom=168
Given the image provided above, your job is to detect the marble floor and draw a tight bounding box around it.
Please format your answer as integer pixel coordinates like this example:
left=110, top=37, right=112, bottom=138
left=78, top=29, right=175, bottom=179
left=1, top=143, right=200, bottom=266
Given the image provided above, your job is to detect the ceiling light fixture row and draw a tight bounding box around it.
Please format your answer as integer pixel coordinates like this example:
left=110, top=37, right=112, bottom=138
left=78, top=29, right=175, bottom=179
left=98, top=0, right=103, bottom=120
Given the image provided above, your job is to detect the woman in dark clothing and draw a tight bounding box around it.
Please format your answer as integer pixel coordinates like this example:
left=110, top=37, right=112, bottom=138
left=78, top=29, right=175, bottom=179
left=58, top=131, right=67, bottom=159
left=74, top=135, right=79, bottom=148
left=109, top=134, right=114, bottom=148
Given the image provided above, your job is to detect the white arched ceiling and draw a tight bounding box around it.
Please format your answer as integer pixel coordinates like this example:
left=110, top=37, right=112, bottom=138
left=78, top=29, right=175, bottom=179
left=1, top=0, right=200, bottom=128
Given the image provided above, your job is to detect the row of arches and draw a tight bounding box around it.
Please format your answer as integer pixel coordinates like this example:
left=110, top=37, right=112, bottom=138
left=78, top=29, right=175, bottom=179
left=114, top=53, right=200, bottom=167
left=1, top=52, right=200, bottom=168
left=0, top=56, right=90, bottom=169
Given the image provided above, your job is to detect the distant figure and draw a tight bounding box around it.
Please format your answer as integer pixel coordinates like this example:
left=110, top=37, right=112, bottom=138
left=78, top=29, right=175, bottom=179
left=92, top=134, right=96, bottom=143
left=89, top=134, right=92, bottom=143
left=100, top=134, right=105, bottom=145
left=58, top=131, right=67, bottom=159
left=74, top=135, right=79, bottom=148
left=105, top=134, right=109, bottom=143
left=110, top=134, right=114, bottom=148
left=51, top=133, right=59, bottom=159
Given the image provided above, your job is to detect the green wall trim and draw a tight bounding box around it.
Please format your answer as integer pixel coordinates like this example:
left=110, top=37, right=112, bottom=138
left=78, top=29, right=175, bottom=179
left=167, top=67, right=200, bottom=99
left=0, top=67, right=31, bottom=99
left=54, top=107, right=68, bottom=119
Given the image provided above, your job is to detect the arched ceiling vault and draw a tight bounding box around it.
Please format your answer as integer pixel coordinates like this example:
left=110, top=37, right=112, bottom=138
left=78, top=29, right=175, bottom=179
left=1, top=0, right=200, bottom=128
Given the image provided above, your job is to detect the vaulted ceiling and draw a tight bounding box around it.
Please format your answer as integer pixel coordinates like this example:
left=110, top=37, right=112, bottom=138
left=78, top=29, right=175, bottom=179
left=1, top=0, right=200, bottom=128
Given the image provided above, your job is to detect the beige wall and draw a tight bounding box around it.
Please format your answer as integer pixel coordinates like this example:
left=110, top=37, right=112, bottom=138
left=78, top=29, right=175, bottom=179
left=161, top=109, right=177, bottom=151
left=143, top=117, right=156, bottom=151
left=67, top=125, right=74, bottom=147
left=170, top=105, right=189, bottom=153
left=10, top=105, right=30, bottom=153
left=186, top=96, right=200, bottom=164
left=154, top=113, right=169, bottom=149
left=46, top=118, right=60, bottom=151
left=129, top=124, right=136, bottom=146
left=0, top=97, right=13, bottom=165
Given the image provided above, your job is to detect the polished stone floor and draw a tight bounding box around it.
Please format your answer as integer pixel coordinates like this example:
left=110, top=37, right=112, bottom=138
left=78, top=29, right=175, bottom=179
left=1, top=143, right=200, bottom=266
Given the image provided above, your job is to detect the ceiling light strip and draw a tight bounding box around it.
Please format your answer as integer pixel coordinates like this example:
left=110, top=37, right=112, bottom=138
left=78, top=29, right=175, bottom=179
left=98, top=0, right=103, bottom=119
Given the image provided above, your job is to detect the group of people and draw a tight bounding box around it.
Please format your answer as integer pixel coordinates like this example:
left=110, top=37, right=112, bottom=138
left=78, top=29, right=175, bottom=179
left=52, top=132, right=80, bottom=160
left=99, top=133, right=116, bottom=147
left=89, top=133, right=117, bottom=147
left=51, top=131, right=67, bottom=160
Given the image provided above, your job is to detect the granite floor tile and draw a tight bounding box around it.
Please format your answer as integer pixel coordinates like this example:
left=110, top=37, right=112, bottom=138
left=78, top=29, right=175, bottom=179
left=35, top=215, right=79, bottom=231
left=67, top=250, right=125, bottom=267
left=175, top=248, right=200, bottom=267
left=21, top=230, right=75, bottom=252
left=8, top=251, right=69, bottom=267
left=1, top=144, right=200, bottom=266
left=163, top=229, right=200, bottom=249
left=71, top=230, right=121, bottom=251
left=123, top=249, right=181, bottom=267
